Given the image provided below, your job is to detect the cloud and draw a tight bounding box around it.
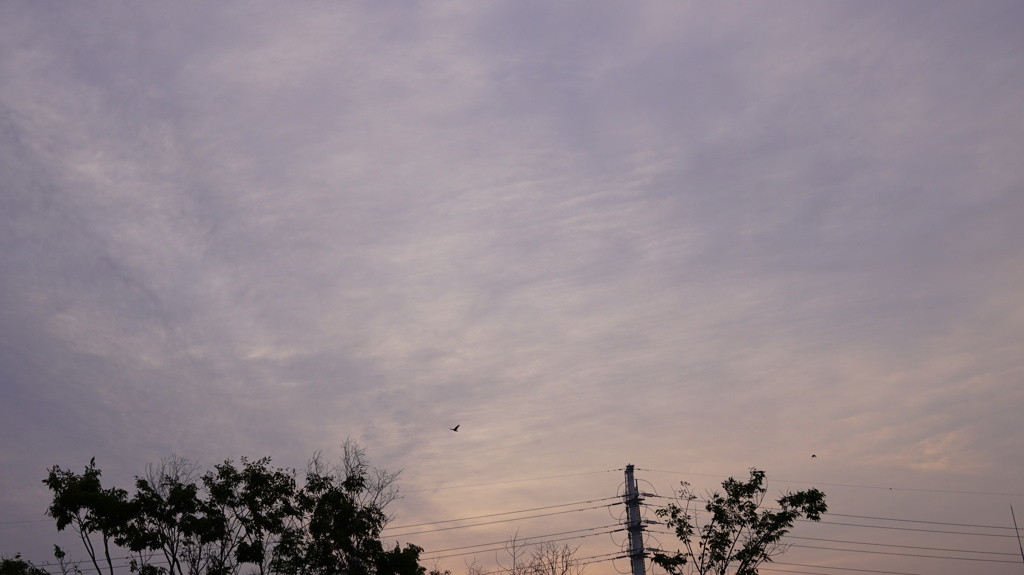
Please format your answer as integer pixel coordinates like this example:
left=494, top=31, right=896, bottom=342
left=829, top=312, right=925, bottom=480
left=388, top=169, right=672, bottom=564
left=2, top=2, right=1023, bottom=573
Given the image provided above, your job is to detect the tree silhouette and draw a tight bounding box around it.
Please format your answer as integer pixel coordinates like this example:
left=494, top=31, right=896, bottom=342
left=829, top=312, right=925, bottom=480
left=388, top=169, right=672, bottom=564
left=652, top=468, right=826, bottom=575
left=1, top=554, right=50, bottom=575
left=43, top=458, right=131, bottom=575
left=42, top=443, right=423, bottom=575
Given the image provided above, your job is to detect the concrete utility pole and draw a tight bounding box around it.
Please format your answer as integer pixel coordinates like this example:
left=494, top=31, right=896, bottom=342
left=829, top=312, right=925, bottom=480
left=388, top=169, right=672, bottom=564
left=624, top=464, right=647, bottom=575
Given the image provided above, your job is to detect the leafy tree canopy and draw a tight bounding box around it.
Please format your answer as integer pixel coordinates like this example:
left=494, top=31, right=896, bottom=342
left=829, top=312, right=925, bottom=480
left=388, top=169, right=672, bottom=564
left=0, top=554, right=50, bottom=575
left=42, top=443, right=423, bottom=575
left=652, top=468, right=826, bottom=575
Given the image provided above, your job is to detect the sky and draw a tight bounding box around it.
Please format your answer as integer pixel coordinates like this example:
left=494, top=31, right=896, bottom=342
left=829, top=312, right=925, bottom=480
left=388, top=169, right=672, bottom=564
left=2, top=1, right=1023, bottom=574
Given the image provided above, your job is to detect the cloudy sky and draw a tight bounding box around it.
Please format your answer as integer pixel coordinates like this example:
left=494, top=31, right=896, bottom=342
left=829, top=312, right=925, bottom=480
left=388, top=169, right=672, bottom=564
left=2, top=2, right=1023, bottom=574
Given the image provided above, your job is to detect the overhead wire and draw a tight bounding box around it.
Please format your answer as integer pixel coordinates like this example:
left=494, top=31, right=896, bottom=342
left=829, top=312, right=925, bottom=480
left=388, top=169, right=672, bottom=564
left=421, top=523, right=621, bottom=554
left=387, top=502, right=617, bottom=537
left=29, top=555, right=157, bottom=575
left=421, top=529, right=621, bottom=560
left=29, top=545, right=627, bottom=575
left=11, top=471, right=621, bottom=530
left=790, top=542, right=1022, bottom=564
left=801, top=518, right=1020, bottom=538
left=380, top=519, right=1001, bottom=575
left=384, top=496, right=621, bottom=530
left=759, top=568, right=841, bottom=575
left=28, top=514, right=1019, bottom=574
left=404, top=469, right=623, bottom=493
left=769, top=563, right=923, bottom=575
left=22, top=505, right=625, bottom=575
left=824, top=512, right=1017, bottom=530
left=649, top=518, right=1024, bottom=568
left=13, top=493, right=627, bottom=572
left=0, top=518, right=52, bottom=525
left=787, top=535, right=1019, bottom=556
left=635, top=467, right=1024, bottom=498
left=431, top=551, right=623, bottom=575
left=643, top=495, right=1011, bottom=532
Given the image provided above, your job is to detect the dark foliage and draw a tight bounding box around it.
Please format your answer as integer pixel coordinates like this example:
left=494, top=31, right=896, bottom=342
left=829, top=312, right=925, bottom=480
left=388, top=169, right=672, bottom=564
left=42, top=448, right=422, bottom=575
left=652, top=468, right=826, bottom=575
left=1, top=555, right=50, bottom=575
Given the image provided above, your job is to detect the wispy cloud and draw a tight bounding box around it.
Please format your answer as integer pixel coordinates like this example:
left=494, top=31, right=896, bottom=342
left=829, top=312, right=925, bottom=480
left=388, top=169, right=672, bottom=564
left=2, top=2, right=1023, bottom=573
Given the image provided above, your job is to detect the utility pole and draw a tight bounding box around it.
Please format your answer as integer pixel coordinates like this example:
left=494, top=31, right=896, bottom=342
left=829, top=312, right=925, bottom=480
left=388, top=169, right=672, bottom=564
left=624, top=464, right=647, bottom=575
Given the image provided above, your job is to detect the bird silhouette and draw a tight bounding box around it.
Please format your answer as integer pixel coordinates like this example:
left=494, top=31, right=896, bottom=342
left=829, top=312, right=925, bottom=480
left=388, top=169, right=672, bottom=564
left=450, top=425, right=460, bottom=432
left=811, top=454, right=817, bottom=458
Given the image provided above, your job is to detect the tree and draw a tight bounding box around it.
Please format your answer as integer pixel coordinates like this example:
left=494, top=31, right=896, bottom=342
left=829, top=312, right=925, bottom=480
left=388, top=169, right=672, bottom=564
left=43, top=458, right=131, bottom=575
left=53, top=545, right=84, bottom=575
left=337, top=438, right=403, bottom=524
left=492, top=535, right=584, bottom=575
left=119, top=455, right=208, bottom=575
left=525, top=542, right=584, bottom=575
left=495, top=532, right=529, bottom=575
left=43, top=442, right=423, bottom=575
left=462, top=559, right=486, bottom=575
left=652, top=468, right=826, bottom=575
left=0, top=554, right=49, bottom=575
left=273, top=453, right=421, bottom=575
left=206, top=456, right=298, bottom=575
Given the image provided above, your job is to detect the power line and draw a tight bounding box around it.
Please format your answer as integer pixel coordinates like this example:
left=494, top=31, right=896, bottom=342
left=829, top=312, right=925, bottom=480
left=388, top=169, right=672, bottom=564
left=803, top=519, right=1021, bottom=538
left=649, top=530, right=1018, bottom=560
left=28, top=533, right=624, bottom=575
left=422, top=524, right=621, bottom=554
left=404, top=469, right=623, bottom=493
left=32, top=555, right=150, bottom=575
left=3, top=498, right=621, bottom=534
left=388, top=503, right=616, bottom=537
left=647, top=546, right=937, bottom=575
left=636, top=468, right=1024, bottom=498
left=773, top=562, right=923, bottom=575
left=646, top=499, right=1019, bottom=531
left=385, top=496, right=621, bottom=530
left=760, top=569, right=857, bottom=575
left=33, top=547, right=627, bottom=575
left=791, top=543, right=1022, bottom=564
left=422, top=529, right=620, bottom=560
left=788, top=535, right=1019, bottom=556
left=439, top=551, right=623, bottom=575
left=825, top=512, right=1016, bottom=531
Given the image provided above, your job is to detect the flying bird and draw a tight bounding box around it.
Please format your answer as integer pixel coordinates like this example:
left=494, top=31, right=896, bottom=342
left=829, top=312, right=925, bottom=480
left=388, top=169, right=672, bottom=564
left=811, top=454, right=817, bottom=458
left=450, top=425, right=460, bottom=432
